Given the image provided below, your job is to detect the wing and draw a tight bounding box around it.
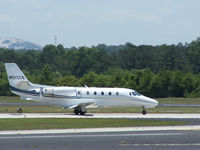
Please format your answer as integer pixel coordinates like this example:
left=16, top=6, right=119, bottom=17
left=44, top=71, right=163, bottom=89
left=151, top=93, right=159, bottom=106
left=20, top=96, right=37, bottom=101
left=64, top=102, right=97, bottom=109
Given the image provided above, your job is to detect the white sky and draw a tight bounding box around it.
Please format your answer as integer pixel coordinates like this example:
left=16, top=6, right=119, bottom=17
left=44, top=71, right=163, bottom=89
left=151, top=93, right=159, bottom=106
left=0, top=0, right=200, bottom=47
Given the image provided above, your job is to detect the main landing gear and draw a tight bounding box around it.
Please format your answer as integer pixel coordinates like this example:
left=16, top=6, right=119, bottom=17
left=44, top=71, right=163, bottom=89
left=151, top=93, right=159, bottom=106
left=74, top=106, right=87, bottom=115
left=141, top=106, right=147, bottom=115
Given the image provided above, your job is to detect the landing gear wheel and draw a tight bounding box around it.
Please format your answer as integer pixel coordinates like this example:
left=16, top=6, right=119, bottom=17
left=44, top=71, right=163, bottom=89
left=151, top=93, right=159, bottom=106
left=17, top=108, right=23, bottom=113
left=142, top=110, right=147, bottom=115
left=74, top=107, right=87, bottom=115
left=80, top=111, right=85, bottom=115
left=74, top=108, right=80, bottom=115
left=141, top=106, right=147, bottom=115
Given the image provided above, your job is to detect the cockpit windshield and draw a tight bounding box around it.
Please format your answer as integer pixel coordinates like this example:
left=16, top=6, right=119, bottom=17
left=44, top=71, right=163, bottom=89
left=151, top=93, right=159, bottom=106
left=132, top=91, right=141, bottom=96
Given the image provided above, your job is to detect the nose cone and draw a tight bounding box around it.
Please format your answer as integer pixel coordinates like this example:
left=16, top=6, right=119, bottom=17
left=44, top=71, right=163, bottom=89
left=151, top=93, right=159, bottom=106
left=151, top=98, right=158, bottom=107
left=141, top=96, right=158, bottom=108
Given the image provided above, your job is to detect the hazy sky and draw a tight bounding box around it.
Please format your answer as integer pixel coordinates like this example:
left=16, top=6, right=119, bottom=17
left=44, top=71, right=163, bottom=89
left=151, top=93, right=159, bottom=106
left=0, top=0, right=200, bottom=47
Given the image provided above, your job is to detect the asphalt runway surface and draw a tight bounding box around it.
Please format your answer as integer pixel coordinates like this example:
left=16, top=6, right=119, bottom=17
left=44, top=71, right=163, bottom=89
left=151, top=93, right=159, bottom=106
left=0, top=130, right=200, bottom=150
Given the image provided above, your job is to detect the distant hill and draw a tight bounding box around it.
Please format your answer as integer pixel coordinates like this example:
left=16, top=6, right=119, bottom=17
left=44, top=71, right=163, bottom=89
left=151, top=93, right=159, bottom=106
left=0, top=38, right=42, bottom=50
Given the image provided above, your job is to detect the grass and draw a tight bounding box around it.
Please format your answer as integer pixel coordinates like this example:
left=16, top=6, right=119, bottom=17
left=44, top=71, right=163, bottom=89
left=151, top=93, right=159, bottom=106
left=0, top=118, right=186, bottom=130
left=88, top=106, right=200, bottom=113
left=157, top=97, right=200, bottom=104
left=0, top=96, right=31, bottom=103
left=147, top=107, right=200, bottom=113
left=0, top=105, right=68, bottom=113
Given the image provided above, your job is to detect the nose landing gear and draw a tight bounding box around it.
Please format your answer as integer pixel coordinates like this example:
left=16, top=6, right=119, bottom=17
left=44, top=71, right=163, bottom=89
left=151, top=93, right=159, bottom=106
left=142, top=110, right=147, bottom=115
left=141, top=106, right=147, bottom=115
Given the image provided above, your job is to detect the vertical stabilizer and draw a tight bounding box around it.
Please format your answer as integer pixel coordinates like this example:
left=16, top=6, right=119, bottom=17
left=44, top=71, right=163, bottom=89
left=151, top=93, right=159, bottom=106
left=5, top=63, right=30, bottom=89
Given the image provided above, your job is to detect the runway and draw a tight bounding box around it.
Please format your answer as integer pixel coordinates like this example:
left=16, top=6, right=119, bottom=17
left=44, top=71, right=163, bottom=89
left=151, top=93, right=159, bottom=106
left=0, top=130, right=200, bottom=150
left=0, top=113, right=200, bottom=150
left=1, top=113, right=200, bottom=119
left=1, top=113, right=200, bottom=150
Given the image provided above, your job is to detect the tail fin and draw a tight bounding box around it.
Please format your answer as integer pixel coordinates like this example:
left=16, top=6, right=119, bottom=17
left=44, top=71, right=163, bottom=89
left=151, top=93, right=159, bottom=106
left=5, top=63, right=30, bottom=90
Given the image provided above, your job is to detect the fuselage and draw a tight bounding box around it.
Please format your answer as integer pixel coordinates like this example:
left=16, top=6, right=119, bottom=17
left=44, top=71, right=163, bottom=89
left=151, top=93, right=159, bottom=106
left=11, top=85, right=158, bottom=109
left=5, top=63, right=158, bottom=115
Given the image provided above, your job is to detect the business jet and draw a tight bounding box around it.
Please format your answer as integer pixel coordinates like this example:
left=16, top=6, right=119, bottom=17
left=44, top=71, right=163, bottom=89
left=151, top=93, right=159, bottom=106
left=5, top=63, right=158, bottom=115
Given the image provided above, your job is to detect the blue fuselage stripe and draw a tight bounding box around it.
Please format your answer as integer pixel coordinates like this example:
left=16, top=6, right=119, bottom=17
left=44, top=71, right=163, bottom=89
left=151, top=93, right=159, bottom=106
left=10, top=86, right=40, bottom=96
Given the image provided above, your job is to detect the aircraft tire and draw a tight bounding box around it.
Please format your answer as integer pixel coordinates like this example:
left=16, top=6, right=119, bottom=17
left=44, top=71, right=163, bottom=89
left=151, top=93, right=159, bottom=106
left=74, top=108, right=80, bottom=115
left=142, top=110, right=147, bottom=115
left=80, top=111, right=85, bottom=115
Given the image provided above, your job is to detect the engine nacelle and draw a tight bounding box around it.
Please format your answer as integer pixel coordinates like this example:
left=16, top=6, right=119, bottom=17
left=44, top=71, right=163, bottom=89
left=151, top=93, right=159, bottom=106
left=42, top=87, right=76, bottom=97
left=43, top=88, right=54, bottom=96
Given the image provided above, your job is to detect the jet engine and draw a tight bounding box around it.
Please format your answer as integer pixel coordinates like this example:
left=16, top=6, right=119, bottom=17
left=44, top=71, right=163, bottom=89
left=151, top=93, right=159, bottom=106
left=42, top=87, right=76, bottom=97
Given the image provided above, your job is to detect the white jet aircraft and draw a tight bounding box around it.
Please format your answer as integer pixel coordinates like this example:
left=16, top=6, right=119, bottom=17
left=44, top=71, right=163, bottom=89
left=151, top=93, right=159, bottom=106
left=5, top=63, right=158, bottom=115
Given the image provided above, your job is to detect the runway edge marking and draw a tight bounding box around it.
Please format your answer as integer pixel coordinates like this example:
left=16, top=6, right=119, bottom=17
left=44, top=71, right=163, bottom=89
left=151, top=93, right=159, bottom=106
left=0, top=125, right=200, bottom=135
left=2, top=113, right=200, bottom=119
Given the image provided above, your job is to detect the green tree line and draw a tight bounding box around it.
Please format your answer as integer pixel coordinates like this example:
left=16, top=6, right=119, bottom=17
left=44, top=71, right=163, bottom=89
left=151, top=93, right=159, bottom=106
left=1, top=37, right=200, bottom=97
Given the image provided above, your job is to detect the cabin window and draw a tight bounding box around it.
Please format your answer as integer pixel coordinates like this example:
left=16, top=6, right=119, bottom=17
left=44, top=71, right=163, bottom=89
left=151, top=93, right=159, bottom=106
left=132, top=92, right=136, bottom=96
left=109, top=92, right=112, bottom=95
left=101, top=92, right=104, bottom=95
left=94, top=91, right=97, bottom=95
left=86, top=91, right=89, bottom=95
left=116, top=92, right=119, bottom=96
left=132, top=91, right=141, bottom=96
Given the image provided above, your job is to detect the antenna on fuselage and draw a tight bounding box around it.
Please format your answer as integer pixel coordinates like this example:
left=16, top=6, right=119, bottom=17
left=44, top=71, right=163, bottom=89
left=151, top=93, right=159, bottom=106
left=84, top=85, right=88, bottom=88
